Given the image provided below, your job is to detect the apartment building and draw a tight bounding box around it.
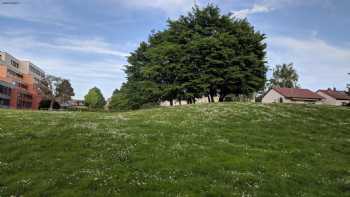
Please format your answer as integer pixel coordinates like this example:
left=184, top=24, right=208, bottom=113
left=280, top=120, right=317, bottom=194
left=0, top=51, right=45, bottom=110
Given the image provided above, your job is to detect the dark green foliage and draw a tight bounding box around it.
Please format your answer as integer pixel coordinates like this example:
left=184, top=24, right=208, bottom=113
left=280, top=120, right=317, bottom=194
left=38, top=99, right=60, bottom=110
left=56, top=79, right=75, bottom=103
left=269, top=63, right=299, bottom=88
left=111, top=5, right=267, bottom=110
left=109, top=81, right=160, bottom=111
left=0, top=103, right=349, bottom=196
left=112, top=88, right=119, bottom=96
left=84, top=87, right=106, bottom=109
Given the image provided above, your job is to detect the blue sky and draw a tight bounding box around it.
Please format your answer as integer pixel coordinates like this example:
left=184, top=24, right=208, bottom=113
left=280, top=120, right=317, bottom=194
left=0, top=0, right=349, bottom=99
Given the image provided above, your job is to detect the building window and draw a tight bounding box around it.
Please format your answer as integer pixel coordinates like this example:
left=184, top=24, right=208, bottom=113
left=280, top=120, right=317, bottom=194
left=29, top=65, right=44, bottom=78
left=0, top=98, right=10, bottom=107
left=17, top=92, right=33, bottom=109
left=0, top=84, right=11, bottom=96
left=7, top=69, right=23, bottom=79
left=11, top=60, right=19, bottom=68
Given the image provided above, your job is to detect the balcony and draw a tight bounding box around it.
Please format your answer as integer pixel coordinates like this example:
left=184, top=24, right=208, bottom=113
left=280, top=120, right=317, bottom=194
left=0, top=93, right=11, bottom=100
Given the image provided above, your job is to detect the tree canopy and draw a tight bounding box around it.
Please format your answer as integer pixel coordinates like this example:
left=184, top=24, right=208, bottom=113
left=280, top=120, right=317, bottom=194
left=110, top=4, right=267, bottom=110
left=56, top=79, right=75, bottom=104
left=269, top=63, right=299, bottom=89
left=84, top=87, right=106, bottom=109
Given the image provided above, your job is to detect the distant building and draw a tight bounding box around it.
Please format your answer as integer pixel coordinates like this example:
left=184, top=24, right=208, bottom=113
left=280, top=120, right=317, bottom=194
left=317, top=88, right=350, bottom=106
left=160, top=94, right=255, bottom=107
left=160, top=96, right=219, bottom=107
left=0, top=51, right=45, bottom=110
left=60, top=99, right=85, bottom=108
left=262, top=88, right=324, bottom=104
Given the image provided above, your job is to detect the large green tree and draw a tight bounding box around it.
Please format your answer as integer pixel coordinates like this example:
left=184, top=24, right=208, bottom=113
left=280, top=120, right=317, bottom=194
left=269, top=63, right=299, bottom=88
left=56, top=79, right=75, bottom=104
left=84, top=87, right=106, bottom=109
left=111, top=4, right=267, bottom=110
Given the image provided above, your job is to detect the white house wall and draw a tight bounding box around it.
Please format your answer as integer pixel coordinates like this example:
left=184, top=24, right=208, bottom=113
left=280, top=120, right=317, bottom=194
left=262, top=89, right=285, bottom=103
left=317, top=91, right=350, bottom=106
left=262, top=89, right=323, bottom=104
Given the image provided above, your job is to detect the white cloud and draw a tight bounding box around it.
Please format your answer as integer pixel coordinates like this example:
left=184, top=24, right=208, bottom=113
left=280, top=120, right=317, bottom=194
left=49, top=38, right=130, bottom=57
left=267, top=36, right=350, bottom=90
left=231, top=0, right=332, bottom=18
left=0, top=34, right=130, bottom=58
left=232, top=4, right=272, bottom=18
left=119, top=0, right=194, bottom=14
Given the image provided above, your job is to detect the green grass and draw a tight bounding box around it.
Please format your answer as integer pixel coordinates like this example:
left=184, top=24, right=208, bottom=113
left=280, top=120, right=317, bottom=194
left=0, top=103, right=349, bottom=196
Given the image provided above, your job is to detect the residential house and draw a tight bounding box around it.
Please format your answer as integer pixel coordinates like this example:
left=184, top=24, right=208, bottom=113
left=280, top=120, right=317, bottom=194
left=262, top=87, right=324, bottom=104
left=317, top=88, right=350, bottom=106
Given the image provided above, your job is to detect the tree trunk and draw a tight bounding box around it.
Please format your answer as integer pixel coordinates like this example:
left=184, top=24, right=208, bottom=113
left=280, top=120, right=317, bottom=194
left=49, top=98, right=55, bottom=111
left=210, top=94, right=215, bottom=103
left=169, top=100, right=173, bottom=106
left=219, top=95, right=225, bottom=102
left=207, top=96, right=211, bottom=103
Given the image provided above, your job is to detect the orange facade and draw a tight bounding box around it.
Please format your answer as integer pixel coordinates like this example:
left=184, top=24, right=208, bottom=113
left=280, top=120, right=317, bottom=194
left=0, top=65, right=42, bottom=110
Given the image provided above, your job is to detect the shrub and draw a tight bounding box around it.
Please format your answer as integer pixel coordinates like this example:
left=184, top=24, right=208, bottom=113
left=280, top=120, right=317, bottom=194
left=39, top=100, right=60, bottom=110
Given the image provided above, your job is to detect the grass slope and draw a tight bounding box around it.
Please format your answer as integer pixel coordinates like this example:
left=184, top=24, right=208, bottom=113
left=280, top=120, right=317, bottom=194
left=0, top=103, right=349, bottom=196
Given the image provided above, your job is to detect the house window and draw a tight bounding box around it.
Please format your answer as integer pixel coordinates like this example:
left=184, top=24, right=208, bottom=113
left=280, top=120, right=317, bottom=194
left=11, top=60, right=19, bottom=68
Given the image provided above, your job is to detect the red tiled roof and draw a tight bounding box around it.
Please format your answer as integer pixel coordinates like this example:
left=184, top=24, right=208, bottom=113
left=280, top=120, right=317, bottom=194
left=273, top=88, right=324, bottom=100
left=317, top=90, right=350, bottom=100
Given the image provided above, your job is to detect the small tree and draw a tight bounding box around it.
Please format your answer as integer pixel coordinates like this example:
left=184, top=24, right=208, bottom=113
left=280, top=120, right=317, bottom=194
left=84, top=87, right=106, bottom=109
left=40, top=75, right=63, bottom=111
left=56, top=79, right=75, bottom=104
left=269, top=63, right=299, bottom=88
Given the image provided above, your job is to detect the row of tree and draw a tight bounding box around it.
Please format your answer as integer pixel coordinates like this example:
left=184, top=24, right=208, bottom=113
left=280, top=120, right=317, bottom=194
left=39, top=75, right=108, bottom=110
left=109, top=5, right=268, bottom=111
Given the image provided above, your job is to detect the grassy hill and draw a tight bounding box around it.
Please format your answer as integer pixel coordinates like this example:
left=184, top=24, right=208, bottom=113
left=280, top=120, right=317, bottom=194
left=0, top=103, right=349, bottom=196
